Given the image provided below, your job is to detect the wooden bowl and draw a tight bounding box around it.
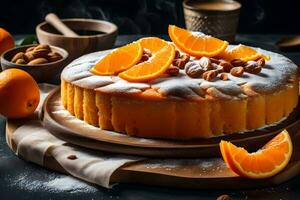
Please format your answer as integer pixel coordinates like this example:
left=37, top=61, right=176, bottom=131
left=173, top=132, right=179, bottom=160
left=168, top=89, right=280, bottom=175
left=36, top=19, right=118, bottom=60
left=0, top=44, right=69, bottom=83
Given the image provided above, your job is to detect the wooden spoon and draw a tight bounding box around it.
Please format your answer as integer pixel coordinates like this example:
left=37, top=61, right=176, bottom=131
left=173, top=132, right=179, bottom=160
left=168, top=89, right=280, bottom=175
left=276, top=36, right=300, bottom=49
left=45, top=13, right=79, bottom=37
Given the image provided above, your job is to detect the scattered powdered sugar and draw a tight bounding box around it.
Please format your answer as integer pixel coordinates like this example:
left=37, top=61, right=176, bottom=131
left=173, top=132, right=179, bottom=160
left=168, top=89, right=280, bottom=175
left=8, top=171, right=97, bottom=193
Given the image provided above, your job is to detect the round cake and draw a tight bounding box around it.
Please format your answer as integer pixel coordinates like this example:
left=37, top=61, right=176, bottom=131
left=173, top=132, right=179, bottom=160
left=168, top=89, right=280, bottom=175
left=60, top=27, right=299, bottom=140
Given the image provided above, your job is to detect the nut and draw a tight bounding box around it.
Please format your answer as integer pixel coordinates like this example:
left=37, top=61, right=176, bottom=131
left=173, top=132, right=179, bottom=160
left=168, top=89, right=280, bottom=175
left=32, top=48, right=51, bottom=58
left=16, top=58, right=26, bottom=64
left=198, top=57, right=213, bottom=70
left=11, top=52, right=24, bottom=63
left=219, top=60, right=233, bottom=72
left=174, top=50, right=180, bottom=59
left=216, top=194, right=231, bottom=200
left=173, top=59, right=186, bottom=69
left=180, top=54, right=190, bottom=64
left=26, top=46, right=35, bottom=52
left=28, top=58, right=48, bottom=65
left=47, top=52, right=63, bottom=62
left=218, top=73, right=228, bottom=81
left=35, top=44, right=51, bottom=51
left=185, top=62, right=205, bottom=78
left=24, top=52, right=35, bottom=62
left=166, top=65, right=180, bottom=76
left=202, top=70, right=218, bottom=81
left=244, top=61, right=262, bottom=74
left=210, top=57, right=221, bottom=65
left=230, top=59, right=246, bottom=67
left=256, top=57, right=265, bottom=67
left=67, top=155, right=77, bottom=160
left=230, top=67, right=244, bottom=77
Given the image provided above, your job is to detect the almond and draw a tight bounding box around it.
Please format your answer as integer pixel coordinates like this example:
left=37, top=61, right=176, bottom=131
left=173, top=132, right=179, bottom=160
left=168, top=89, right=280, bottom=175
left=24, top=52, right=35, bottom=62
left=199, top=57, right=212, bottom=70
left=210, top=57, right=221, bottom=65
left=218, top=73, right=228, bottom=81
left=180, top=54, right=190, bottom=64
left=47, top=52, right=62, bottom=62
left=26, top=46, right=36, bottom=52
left=11, top=52, right=24, bottom=63
left=185, top=62, right=205, bottom=78
left=16, top=58, right=27, bottom=64
left=202, top=70, right=218, bottom=81
left=230, top=67, right=244, bottom=77
left=35, top=44, right=51, bottom=51
left=28, top=58, right=48, bottom=65
left=166, top=65, right=180, bottom=76
left=173, top=59, right=186, bottom=69
left=219, top=60, right=233, bottom=72
left=256, top=58, right=265, bottom=67
left=244, top=61, right=262, bottom=74
left=32, top=49, right=51, bottom=58
left=230, top=59, right=246, bottom=67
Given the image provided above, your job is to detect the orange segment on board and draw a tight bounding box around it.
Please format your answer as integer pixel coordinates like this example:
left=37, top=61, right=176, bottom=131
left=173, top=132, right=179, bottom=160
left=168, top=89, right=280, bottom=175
left=220, top=130, right=293, bottom=179
left=119, top=44, right=175, bottom=82
left=219, top=44, right=270, bottom=62
left=90, top=42, right=143, bottom=75
left=168, top=25, right=228, bottom=57
left=138, top=37, right=169, bottom=54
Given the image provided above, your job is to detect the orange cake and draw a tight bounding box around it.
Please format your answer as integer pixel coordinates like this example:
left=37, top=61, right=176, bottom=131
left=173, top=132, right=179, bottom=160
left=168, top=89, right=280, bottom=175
left=60, top=26, right=299, bottom=140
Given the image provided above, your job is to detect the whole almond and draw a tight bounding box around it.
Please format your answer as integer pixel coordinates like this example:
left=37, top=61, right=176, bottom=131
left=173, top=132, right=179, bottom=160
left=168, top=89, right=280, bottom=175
left=173, top=59, right=186, bottom=69
left=202, top=70, right=218, bottom=81
left=16, top=58, right=27, bottom=64
left=166, top=65, right=180, bottom=76
left=218, top=73, right=228, bottom=81
left=244, top=61, right=262, bottom=74
left=230, top=67, right=244, bottom=77
left=210, top=57, right=221, bottom=65
left=230, top=59, right=246, bottom=67
left=24, top=52, right=35, bottom=62
left=174, top=50, right=180, bottom=59
left=32, top=49, right=51, bottom=58
left=26, top=46, right=36, bottom=52
left=256, top=58, right=265, bottom=67
left=180, top=54, right=190, bottom=64
left=219, top=60, right=233, bottom=72
left=199, top=57, right=213, bottom=70
left=28, top=58, right=48, bottom=65
left=11, top=52, right=24, bottom=63
left=47, top=52, right=62, bottom=62
left=35, top=44, right=51, bottom=51
left=185, top=62, right=205, bottom=78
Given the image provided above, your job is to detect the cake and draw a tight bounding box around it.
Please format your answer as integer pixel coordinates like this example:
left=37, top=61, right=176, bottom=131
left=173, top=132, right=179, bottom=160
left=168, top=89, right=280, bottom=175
left=60, top=26, right=299, bottom=140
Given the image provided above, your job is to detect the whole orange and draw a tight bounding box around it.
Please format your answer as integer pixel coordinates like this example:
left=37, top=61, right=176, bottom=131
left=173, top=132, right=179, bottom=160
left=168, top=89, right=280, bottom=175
left=0, top=28, right=14, bottom=55
left=0, top=69, right=40, bottom=119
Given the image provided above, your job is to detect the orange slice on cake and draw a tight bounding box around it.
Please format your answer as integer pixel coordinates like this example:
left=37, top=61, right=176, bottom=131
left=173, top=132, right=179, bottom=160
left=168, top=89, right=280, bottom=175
left=138, top=37, right=169, bottom=54
left=90, top=42, right=143, bottom=75
left=119, top=44, right=175, bottom=82
left=220, top=130, right=293, bottom=179
left=219, top=44, right=270, bottom=62
left=168, top=25, right=228, bottom=57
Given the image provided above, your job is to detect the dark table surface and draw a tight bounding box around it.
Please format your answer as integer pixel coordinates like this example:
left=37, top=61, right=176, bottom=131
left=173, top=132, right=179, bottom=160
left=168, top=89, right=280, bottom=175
left=1, top=34, right=300, bottom=200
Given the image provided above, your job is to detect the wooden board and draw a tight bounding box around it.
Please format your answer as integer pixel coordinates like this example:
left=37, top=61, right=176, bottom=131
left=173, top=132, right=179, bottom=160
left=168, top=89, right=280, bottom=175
left=43, top=88, right=300, bottom=158
left=5, top=116, right=300, bottom=189
left=6, top=88, right=300, bottom=189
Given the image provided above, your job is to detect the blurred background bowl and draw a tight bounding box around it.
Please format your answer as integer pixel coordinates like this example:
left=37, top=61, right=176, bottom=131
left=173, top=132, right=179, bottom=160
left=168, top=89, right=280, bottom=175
left=1, top=44, right=68, bottom=83
left=36, top=18, right=118, bottom=61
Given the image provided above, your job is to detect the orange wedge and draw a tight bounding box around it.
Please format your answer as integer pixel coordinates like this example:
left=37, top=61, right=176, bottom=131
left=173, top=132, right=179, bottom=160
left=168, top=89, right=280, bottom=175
left=168, top=25, right=228, bottom=57
left=119, top=44, right=175, bottom=82
left=220, top=130, right=293, bottom=179
left=219, top=44, right=270, bottom=62
left=138, top=37, right=169, bottom=54
left=90, top=42, right=143, bottom=75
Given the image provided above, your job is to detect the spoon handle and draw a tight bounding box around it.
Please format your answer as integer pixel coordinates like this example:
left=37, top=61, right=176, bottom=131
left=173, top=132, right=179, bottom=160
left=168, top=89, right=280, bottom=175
left=45, top=13, right=79, bottom=37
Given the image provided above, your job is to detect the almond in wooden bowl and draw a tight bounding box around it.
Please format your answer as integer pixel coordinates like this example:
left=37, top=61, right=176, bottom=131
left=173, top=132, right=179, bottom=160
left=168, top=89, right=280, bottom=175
left=0, top=44, right=68, bottom=83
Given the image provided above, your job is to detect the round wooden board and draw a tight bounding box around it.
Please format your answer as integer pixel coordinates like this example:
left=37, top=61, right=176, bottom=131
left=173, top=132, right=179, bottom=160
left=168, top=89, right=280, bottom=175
left=43, top=88, right=300, bottom=158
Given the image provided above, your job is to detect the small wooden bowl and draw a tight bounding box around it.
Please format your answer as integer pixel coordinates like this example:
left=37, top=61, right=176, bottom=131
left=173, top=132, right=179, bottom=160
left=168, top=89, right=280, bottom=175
left=36, top=19, right=118, bottom=60
left=0, top=44, right=69, bottom=83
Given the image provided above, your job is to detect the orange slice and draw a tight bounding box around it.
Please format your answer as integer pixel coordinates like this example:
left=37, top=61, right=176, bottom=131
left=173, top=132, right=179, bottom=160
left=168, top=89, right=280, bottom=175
left=90, top=42, right=143, bottom=75
left=138, top=37, right=169, bottom=54
left=119, top=44, right=175, bottom=82
left=220, top=130, right=293, bottom=179
left=168, top=25, right=228, bottom=57
left=219, top=44, right=270, bottom=62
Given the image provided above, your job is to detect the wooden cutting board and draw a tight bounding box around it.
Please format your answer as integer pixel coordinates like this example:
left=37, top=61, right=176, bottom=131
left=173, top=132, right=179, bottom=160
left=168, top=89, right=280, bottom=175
left=5, top=89, right=300, bottom=189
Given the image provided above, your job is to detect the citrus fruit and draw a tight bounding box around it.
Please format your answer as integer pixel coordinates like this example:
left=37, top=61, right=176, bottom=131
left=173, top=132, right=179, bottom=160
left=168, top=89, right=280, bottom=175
left=0, top=27, right=14, bottom=55
left=0, top=69, right=40, bottom=119
left=138, top=37, right=169, bottom=54
left=119, top=44, right=175, bottom=82
left=220, top=130, right=293, bottom=179
left=168, top=25, right=228, bottom=57
left=219, top=44, right=270, bottom=62
left=90, top=42, right=143, bottom=75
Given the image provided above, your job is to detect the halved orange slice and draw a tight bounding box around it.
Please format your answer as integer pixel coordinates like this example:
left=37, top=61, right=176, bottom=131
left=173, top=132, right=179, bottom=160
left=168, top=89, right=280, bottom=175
left=220, top=130, right=293, bottom=179
left=219, top=44, right=270, bottom=62
left=138, top=37, right=169, bottom=54
left=119, top=44, right=175, bottom=82
left=90, top=42, right=143, bottom=75
left=168, top=25, right=228, bottom=57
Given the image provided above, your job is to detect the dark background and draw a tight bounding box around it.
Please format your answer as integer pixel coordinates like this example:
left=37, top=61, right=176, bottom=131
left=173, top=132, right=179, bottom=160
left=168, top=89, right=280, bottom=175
left=0, top=0, right=300, bottom=35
